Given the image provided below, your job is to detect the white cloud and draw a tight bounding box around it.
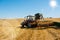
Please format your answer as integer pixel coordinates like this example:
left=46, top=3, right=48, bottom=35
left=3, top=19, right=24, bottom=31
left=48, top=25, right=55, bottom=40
left=49, top=0, right=57, bottom=8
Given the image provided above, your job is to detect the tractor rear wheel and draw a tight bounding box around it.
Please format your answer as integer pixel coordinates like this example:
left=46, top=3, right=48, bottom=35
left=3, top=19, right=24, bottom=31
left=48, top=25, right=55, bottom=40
left=27, top=23, right=32, bottom=28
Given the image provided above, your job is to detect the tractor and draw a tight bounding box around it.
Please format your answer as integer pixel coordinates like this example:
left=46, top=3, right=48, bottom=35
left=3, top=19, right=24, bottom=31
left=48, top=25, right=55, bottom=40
left=21, top=13, right=54, bottom=28
left=21, top=15, right=37, bottom=28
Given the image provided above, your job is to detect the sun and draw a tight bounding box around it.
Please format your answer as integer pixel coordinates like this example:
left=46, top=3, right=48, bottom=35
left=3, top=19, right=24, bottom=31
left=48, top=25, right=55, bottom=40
left=50, top=0, right=57, bottom=8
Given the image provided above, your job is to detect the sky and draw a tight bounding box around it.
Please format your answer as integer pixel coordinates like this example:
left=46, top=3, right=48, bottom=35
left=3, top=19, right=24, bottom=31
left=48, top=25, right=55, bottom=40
left=0, top=0, right=60, bottom=18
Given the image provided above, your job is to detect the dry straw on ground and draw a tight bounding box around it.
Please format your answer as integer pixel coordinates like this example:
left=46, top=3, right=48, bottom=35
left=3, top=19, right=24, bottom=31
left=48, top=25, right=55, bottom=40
left=0, top=18, right=60, bottom=40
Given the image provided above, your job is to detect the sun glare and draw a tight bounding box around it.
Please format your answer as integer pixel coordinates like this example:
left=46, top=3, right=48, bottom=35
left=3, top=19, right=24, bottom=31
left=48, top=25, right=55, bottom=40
left=50, top=0, right=57, bottom=8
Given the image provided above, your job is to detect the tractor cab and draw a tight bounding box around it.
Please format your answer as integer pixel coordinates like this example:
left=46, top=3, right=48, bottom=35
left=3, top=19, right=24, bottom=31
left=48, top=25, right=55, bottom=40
left=25, top=15, right=35, bottom=21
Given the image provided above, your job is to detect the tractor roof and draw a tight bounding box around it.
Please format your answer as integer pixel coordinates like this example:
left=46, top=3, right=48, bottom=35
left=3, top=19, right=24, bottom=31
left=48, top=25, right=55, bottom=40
left=27, top=15, right=34, bottom=17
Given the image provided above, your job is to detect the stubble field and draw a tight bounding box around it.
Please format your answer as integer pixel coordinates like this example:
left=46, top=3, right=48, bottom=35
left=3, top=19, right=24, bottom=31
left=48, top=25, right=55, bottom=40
left=0, top=18, right=60, bottom=40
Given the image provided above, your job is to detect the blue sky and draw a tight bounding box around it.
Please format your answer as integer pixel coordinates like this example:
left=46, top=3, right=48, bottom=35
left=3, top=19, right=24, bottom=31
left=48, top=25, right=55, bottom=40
left=0, top=0, right=60, bottom=18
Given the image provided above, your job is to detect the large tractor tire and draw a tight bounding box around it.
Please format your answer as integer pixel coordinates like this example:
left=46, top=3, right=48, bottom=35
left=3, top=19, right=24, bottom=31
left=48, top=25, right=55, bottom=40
left=27, top=23, right=37, bottom=28
left=27, top=23, right=32, bottom=28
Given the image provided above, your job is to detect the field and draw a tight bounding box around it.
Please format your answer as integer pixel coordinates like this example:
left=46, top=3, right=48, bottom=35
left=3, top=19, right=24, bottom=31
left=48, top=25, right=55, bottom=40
left=0, top=18, right=60, bottom=40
